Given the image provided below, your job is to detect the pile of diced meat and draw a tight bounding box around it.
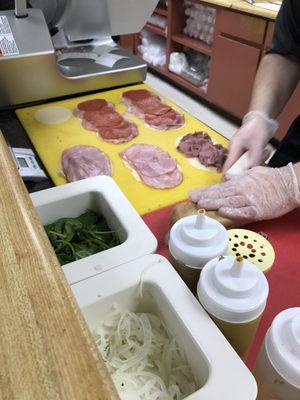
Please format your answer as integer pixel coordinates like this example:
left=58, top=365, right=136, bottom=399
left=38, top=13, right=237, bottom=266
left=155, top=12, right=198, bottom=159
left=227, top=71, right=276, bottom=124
left=177, top=132, right=228, bottom=171
left=122, top=89, right=185, bottom=130
left=120, top=144, right=183, bottom=189
left=61, top=145, right=112, bottom=182
left=74, top=99, right=138, bottom=143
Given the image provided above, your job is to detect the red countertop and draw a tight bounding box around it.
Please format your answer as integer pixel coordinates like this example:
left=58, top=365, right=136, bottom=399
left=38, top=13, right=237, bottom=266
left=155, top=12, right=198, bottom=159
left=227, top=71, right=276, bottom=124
left=143, top=205, right=300, bottom=369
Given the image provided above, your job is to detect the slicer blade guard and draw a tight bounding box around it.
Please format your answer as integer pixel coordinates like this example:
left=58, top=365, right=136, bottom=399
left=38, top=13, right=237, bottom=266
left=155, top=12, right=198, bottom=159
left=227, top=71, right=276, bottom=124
left=30, top=0, right=159, bottom=40
left=0, top=0, right=158, bottom=108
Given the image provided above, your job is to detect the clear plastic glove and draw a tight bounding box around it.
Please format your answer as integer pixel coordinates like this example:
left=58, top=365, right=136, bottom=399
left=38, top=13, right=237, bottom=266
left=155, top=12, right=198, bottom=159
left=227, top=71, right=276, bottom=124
left=223, top=113, right=277, bottom=173
left=189, top=164, right=300, bottom=222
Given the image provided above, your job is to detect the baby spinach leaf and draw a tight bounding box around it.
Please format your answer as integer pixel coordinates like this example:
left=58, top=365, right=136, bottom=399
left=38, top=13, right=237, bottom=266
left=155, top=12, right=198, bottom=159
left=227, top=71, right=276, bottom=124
left=79, top=210, right=99, bottom=227
left=44, top=210, right=120, bottom=266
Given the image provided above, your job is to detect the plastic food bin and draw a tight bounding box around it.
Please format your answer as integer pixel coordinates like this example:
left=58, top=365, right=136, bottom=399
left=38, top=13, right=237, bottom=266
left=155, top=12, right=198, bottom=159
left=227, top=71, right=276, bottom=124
left=71, top=254, right=258, bottom=400
left=30, top=176, right=157, bottom=284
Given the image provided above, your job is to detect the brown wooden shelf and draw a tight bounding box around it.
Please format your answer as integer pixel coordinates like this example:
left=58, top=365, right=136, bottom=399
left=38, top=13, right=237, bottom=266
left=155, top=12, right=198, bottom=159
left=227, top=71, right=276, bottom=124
left=172, top=34, right=212, bottom=56
left=137, top=54, right=169, bottom=75
left=122, top=2, right=291, bottom=142
left=148, top=64, right=169, bottom=76
left=146, top=62, right=208, bottom=100
left=167, top=70, right=208, bottom=99
left=145, top=22, right=167, bottom=38
left=154, top=6, right=168, bottom=17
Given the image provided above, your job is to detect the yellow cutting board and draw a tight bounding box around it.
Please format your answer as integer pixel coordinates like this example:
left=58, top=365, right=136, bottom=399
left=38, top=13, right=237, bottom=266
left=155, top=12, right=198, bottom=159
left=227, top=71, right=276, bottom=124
left=16, top=83, right=228, bottom=215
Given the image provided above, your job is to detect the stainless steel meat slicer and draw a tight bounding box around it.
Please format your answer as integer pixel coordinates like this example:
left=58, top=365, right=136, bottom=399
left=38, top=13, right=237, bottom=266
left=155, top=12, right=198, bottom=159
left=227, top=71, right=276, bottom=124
left=0, top=0, right=158, bottom=108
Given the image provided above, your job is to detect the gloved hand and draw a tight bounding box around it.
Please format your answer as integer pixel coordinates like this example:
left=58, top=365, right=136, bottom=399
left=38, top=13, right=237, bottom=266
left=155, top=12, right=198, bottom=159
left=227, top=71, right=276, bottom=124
left=189, top=164, right=300, bottom=222
left=223, top=111, right=278, bottom=173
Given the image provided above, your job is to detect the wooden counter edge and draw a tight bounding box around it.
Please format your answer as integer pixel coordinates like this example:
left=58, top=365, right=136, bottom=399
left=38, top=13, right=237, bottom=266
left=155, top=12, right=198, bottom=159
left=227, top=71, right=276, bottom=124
left=197, top=0, right=278, bottom=20
left=0, top=131, right=119, bottom=399
left=230, top=1, right=278, bottom=20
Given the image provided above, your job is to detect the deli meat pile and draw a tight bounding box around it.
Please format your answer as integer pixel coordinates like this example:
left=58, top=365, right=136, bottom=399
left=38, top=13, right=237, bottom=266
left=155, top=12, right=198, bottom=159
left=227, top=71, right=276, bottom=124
left=74, top=99, right=138, bottom=143
left=120, top=144, right=183, bottom=189
left=177, top=132, right=228, bottom=171
left=122, top=89, right=185, bottom=130
left=61, top=145, right=112, bottom=182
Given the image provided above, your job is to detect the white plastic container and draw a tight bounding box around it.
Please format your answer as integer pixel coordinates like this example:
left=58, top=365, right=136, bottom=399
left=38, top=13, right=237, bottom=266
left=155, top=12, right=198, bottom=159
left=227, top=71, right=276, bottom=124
left=254, top=308, right=300, bottom=400
left=169, top=210, right=228, bottom=293
left=30, top=176, right=157, bottom=284
left=198, top=256, right=269, bottom=360
left=71, top=254, right=257, bottom=400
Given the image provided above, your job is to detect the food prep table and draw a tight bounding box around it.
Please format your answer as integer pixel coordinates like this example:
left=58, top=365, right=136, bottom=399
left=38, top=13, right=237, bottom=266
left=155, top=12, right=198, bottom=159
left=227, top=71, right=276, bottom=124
left=1, top=101, right=300, bottom=398
left=0, top=1, right=299, bottom=397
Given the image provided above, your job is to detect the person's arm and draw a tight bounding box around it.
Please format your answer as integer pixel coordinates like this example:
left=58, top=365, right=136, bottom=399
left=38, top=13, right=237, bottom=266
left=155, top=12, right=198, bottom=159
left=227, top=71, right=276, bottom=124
left=248, top=53, right=300, bottom=118
left=223, top=53, right=300, bottom=173
left=222, top=0, right=300, bottom=173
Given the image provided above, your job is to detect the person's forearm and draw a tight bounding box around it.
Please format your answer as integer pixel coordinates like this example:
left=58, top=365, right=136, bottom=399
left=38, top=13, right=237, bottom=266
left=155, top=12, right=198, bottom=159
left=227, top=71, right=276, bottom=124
left=293, top=162, right=300, bottom=190
left=249, top=53, right=300, bottom=118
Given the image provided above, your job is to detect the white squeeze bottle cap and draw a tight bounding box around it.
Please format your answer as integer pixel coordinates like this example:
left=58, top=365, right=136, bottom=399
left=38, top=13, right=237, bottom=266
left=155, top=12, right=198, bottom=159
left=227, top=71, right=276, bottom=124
left=169, top=210, right=228, bottom=268
left=266, top=308, right=300, bottom=389
left=198, top=256, right=269, bottom=323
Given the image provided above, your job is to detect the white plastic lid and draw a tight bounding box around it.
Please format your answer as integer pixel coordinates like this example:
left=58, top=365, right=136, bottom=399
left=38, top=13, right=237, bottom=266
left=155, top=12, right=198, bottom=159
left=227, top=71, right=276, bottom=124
left=169, top=211, right=228, bottom=269
left=266, top=308, right=300, bottom=389
left=198, top=256, right=269, bottom=323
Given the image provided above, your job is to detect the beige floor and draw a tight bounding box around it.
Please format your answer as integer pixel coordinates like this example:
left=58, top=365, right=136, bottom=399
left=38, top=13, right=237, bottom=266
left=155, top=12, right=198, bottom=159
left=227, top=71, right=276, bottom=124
left=145, top=72, right=239, bottom=141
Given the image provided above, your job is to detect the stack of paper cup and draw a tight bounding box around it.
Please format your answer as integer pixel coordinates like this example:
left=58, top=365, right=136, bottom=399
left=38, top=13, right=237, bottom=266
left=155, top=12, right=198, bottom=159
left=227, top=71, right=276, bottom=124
left=198, top=255, right=269, bottom=360
left=254, top=308, right=300, bottom=400
left=169, top=210, right=228, bottom=293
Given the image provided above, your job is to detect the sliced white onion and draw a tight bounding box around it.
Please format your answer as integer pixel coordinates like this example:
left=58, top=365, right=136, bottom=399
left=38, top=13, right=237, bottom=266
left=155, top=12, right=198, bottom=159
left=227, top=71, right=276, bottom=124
left=93, top=305, right=197, bottom=399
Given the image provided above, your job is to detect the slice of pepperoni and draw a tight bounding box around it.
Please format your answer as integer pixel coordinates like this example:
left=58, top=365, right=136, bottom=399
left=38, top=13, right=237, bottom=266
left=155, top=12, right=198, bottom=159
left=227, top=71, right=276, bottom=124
left=122, top=89, right=185, bottom=130
left=77, top=99, right=108, bottom=112
left=74, top=99, right=109, bottom=118
left=75, top=98, right=139, bottom=143
left=137, top=97, right=171, bottom=116
left=122, top=89, right=157, bottom=104
left=99, top=121, right=138, bottom=143
left=82, top=108, right=124, bottom=131
left=144, top=109, right=184, bottom=129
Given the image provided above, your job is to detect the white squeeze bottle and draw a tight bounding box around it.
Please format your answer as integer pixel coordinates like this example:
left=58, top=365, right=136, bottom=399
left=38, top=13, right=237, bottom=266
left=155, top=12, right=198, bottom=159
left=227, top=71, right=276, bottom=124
left=253, top=308, right=300, bottom=400
left=169, top=209, right=228, bottom=294
left=198, top=255, right=269, bottom=360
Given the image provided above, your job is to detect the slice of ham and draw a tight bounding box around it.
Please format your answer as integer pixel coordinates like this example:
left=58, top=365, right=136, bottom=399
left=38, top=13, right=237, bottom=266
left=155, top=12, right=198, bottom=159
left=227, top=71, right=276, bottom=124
left=177, top=132, right=228, bottom=171
left=122, top=89, right=185, bottom=131
left=140, top=169, right=183, bottom=189
left=74, top=99, right=138, bottom=144
left=120, top=144, right=183, bottom=189
left=61, top=145, right=112, bottom=182
left=120, top=143, right=177, bottom=177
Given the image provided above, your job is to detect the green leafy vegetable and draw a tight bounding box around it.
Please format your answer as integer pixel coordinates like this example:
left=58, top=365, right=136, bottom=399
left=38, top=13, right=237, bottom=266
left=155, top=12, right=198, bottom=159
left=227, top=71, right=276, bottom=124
left=44, top=210, right=120, bottom=265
